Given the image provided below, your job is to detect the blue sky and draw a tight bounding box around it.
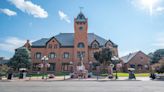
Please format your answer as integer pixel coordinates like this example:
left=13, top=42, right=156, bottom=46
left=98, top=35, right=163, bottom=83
left=0, top=0, right=164, bottom=59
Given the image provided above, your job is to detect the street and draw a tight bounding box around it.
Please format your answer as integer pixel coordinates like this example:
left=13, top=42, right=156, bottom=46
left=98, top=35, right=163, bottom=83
left=0, top=80, right=164, bottom=92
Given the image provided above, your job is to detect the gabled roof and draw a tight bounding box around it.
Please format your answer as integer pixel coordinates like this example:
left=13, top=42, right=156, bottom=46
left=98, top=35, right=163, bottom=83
left=121, top=51, right=139, bottom=63
left=31, top=33, right=117, bottom=47
left=32, top=38, right=49, bottom=47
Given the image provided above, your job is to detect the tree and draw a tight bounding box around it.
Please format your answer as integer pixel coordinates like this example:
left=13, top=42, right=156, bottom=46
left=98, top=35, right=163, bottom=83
left=8, top=47, right=31, bottom=71
left=150, top=49, right=164, bottom=64
left=0, top=65, right=10, bottom=79
left=94, top=48, right=113, bottom=66
left=94, top=48, right=113, bottom=74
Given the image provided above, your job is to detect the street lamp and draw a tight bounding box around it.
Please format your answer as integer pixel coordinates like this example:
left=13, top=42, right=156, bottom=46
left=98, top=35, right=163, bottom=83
left=41, top=56, right=49, bottom=79
left=69, top=61, right=73, bottom=73
left=89, top=61, right=92, bottom=73
left=88, top=61, right=93, bottom=78
left=111, top=56, right=119, bottom=79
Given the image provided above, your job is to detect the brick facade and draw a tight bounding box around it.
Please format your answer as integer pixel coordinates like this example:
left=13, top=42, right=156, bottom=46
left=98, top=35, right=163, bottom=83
left=23, top=12, right=118, bottom=73
left=121, top=51, right=151, bottom=73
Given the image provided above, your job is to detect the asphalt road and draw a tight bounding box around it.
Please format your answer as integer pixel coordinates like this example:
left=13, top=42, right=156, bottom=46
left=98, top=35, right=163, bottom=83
left=0, top=80, right=164, bottom=92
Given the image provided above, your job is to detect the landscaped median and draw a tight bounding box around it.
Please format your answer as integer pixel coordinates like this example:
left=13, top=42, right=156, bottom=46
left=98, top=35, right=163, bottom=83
left=100, top=73, right=150, bottom=77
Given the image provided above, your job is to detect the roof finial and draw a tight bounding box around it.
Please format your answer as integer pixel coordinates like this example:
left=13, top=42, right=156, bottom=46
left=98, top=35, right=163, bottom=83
left=79, top=6, right=84, bottom=13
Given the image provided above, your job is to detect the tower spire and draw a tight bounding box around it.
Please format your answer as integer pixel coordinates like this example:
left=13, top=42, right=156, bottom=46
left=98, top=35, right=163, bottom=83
left=79, top=7, right=84, bottom=13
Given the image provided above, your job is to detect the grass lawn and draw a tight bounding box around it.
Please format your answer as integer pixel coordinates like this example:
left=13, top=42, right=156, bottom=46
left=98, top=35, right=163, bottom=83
left=101, top=73, right=150, bottom=77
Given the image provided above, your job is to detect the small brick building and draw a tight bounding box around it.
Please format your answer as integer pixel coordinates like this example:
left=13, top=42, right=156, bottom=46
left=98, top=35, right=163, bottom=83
left=23, top=12, right=118, bottom=73
left=121, top=51, right=151, bottom=73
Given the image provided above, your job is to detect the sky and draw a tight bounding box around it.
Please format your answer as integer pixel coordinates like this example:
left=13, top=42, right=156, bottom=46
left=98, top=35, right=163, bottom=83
left=0, top=0, right=164, bottom=59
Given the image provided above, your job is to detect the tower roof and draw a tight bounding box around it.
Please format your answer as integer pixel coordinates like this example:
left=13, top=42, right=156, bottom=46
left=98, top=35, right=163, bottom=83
left=75, top=12, right=87, bottom=22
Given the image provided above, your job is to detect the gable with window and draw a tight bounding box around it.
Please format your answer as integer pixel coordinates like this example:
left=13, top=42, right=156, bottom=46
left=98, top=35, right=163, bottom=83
left=105, top=41, right=113, bottom=48
left=46, top=37, right=60, bottom=49
left=91, top=40, right=99, bottom=48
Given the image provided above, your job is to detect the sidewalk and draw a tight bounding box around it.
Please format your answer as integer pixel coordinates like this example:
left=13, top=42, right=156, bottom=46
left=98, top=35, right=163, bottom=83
left=0, top=76, right=151, bottom=82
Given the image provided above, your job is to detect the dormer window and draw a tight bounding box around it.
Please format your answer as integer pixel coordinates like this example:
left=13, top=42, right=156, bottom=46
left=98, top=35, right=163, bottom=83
left=93, top=43, right=98, bottom=48
left=91, top=40, right=99, bottom=48
left=105, top=41, right=113, bottom=47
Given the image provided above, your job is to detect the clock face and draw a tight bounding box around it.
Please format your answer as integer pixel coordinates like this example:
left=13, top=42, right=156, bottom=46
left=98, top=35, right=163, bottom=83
left=79, top=26, right=83, bottom=31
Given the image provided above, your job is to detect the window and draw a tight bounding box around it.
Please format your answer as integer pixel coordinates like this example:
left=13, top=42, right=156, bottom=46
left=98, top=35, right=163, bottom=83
left=49, top=52, right=56, bottom=59
left=47, top=63, right=55, bottom=71
left=79, top=26, right=83, bottom=31
left=144, top=64, right=149, bottom=70
left=63, top=52, right=69, bottom=59
left=35, top=52, right=41, bottom=59
left=77, top=51, right=85, bottom=58
left=93, top=44, right=98, bottom=48
left=138, top=64, right=142, bottom=70
left=62, top=63, right=69, bottom=71
left=48, top=44, right=52, bottom=48
left=130, top=64, right=135, bottom=68
left=105, top=41, right=112, bottom=47
left=77, top=42, right=85, bottom=48
left=140, top=57, right=143, bottom=59
left=54, top=44, right=58, bottom=49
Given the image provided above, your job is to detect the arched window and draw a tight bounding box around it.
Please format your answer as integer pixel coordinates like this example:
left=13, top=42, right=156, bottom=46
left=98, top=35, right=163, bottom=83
left=77, top=42, right=85, bottom=48
left=49, top=52, right=56, bottom=59
left=35, top=52, right=42, bottom=59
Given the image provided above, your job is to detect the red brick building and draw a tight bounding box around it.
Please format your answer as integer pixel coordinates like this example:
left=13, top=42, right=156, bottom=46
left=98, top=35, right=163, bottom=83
left=121, top=51, right=151, bottom=73
left=23, top=12, right=118, bottom=73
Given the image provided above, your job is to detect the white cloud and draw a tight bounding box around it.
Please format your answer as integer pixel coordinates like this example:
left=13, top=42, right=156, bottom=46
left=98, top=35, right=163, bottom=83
left=58, top=10, right=71, bottom=23
left=0, top=8, right=17, bottom=16
left=10, top=0, right=48, bottom=18
left=0, top=37, right=25, bottom=52
left=156, top=6, right=164, bottom=12
left=130, top=0, right=164, bottom=15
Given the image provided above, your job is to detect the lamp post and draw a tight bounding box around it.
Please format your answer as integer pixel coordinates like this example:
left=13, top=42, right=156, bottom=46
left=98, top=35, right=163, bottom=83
left=41, top=56, right=49, bottom=79
left=111, top=56, right=119, bottom=79
left=89, top=61, right=92, bottom=73
left=69, top=61, right=73, bottom=73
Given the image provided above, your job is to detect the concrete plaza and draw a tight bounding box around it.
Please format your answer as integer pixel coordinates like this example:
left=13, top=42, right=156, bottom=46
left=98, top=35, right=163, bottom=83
left=0, top=80, right=164, bottom=92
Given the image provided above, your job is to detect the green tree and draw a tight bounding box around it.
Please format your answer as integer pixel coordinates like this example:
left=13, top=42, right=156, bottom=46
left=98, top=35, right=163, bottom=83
left=150, top=49, right=164, bottom=64
left=94, top=48, right=113, bottom=74
left=94, top=48, right=113, bottom=65
left=8, top=47, right=31, bottom=71
left=0, top=65, right=10, bottom=79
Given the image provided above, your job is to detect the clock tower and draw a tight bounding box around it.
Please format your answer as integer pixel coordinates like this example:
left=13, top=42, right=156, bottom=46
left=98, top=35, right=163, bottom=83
left=74, top=11, right=88, bottom=63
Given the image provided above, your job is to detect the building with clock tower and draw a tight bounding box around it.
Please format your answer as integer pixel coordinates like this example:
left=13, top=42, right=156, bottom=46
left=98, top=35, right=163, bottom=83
left=22, top=11, right=119, bottom=73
